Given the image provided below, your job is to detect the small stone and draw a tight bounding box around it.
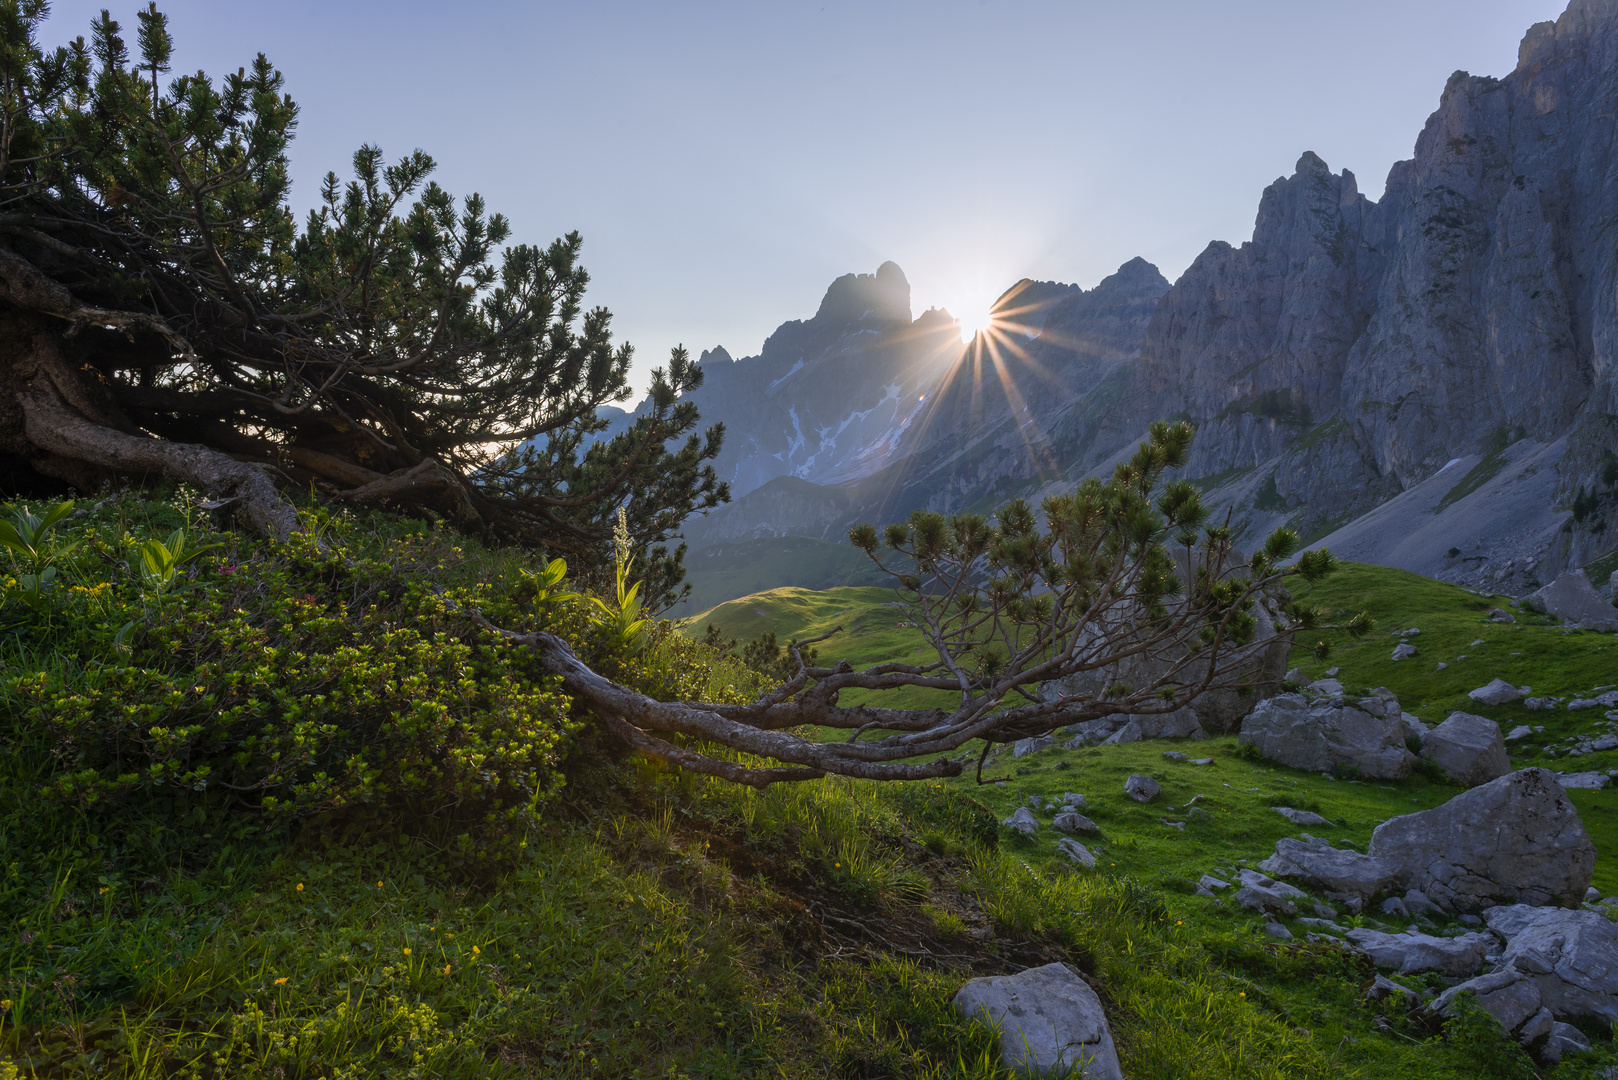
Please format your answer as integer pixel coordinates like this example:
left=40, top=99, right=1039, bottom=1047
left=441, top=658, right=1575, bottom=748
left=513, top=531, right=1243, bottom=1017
left=1326, top=667, right=1340, bottom=676
left=1380, top=896, right=1410, bottom=917
left=1313, top=903, right=1339, bottom=919
left=1062, top=792, right=1087, bottom=809
left=1595, top=735, right=1618, bottom=751
left=1162, top=819, right=1186, bottom=831
left=1458, top=914, right=1483, bottom=927
left=1285, top=668, right=1304, bottom=683
left=1556, top=771, right=1612, bottom=790
left=1366, top=975, right=1420, bottom=1003
left=1191, top=758, right=1214, bottom=765
left=1392, top=643, right=1418, bottom=661
left=1162, top=751, right=1188, bottom=761
left=1487, top=608, right=1516, bottom=623
left=1472, top=640, right=1485, bottom=646
left=1273, top=806, right=1334, bottom=826
left=1057, top=838, right=1096, bottom=869
left=1264, top=920, right=1294, bottom=940
left=1436, top=662, right=1448, bottom=670
left=1012, top=735, right=1055, bottom=758
left=1053, top=812, right=1101, bottom=835
left=1200, top=874, right=1231, bottom=891
left=1506, top=725, right=1534, bottom=741
left=1587, top=886, right=1603, bottom=902
left=1124, top=775, right=1161, bottom=803
left=1002, top=806, right=1040, bottom=836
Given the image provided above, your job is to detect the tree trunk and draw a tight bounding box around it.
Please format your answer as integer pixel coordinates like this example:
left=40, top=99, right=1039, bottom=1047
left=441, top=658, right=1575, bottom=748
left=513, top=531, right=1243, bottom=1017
left=2, top=317, right=300, bottom=538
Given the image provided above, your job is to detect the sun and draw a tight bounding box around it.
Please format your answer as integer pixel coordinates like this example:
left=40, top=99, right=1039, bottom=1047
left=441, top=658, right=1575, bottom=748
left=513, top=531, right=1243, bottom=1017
left=955, top=303, right=993, bottom=343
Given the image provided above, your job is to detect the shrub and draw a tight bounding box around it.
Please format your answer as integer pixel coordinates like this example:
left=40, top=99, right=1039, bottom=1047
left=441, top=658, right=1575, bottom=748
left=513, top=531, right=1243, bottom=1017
left=1, top=498, right=586, bottom=846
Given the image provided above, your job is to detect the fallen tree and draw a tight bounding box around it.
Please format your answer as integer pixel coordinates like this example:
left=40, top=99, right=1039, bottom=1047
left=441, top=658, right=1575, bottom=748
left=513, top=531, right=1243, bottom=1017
left=0, top=5, right=724, bottom=607
left=485, top=422, right=1369, bottom=786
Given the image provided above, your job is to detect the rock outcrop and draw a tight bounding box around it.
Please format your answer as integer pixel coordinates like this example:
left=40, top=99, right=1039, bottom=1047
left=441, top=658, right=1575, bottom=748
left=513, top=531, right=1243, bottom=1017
left=1523, top=569, right=1618, bottom=632
left=1238, top=692, right=1416, bottom=779
left=1367, top=768, right=1596, bottom=912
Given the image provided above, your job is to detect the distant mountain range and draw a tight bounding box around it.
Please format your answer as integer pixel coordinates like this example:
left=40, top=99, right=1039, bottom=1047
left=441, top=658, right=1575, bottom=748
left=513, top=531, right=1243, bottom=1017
left=661, top=0, right=1618, bottom=616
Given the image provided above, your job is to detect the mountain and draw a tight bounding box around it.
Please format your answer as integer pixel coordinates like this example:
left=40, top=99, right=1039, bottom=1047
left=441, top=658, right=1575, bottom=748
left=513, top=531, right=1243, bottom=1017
left=668, top=0, right=1618, bottom=603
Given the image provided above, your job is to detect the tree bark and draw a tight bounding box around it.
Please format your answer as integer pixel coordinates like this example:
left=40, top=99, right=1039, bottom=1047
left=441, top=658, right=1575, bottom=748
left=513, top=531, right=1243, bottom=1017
left=10, top=325, right=300, bottom=539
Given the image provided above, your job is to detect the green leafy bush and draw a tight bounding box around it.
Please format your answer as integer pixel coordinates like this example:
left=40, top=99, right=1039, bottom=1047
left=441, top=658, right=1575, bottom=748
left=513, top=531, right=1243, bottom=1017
left=1, top=498, right=583, bottom=841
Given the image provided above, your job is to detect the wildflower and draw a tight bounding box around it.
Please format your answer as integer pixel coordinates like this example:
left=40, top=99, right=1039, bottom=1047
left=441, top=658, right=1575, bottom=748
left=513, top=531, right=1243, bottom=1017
left=274, top=977, right=288, bottom=986
left=377, top=881, right=383, bottom=888
left=402, top=948, right=411, bottom=956
left=472, top=945, right=480, bottom=955
left=1239, top=991, right=1246, bottom=998
left=0, top=1000, right=10, bottom=1011
left=99, top=886, right=110, bottom=894
left=295, top=883, right=303, bottom=892
left=443, top=964, right=451, bottom=975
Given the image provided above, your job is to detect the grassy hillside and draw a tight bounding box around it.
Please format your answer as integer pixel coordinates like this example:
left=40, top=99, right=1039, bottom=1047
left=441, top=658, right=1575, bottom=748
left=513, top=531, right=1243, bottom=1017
left=668, top=535, right=890, bottom=618
left=6, top=500, right=1618, bottom=1080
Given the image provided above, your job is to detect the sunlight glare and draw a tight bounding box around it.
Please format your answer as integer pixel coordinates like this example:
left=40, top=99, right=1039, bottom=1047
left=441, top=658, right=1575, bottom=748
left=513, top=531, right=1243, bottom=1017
left=956, top=304, right=992, bottom=343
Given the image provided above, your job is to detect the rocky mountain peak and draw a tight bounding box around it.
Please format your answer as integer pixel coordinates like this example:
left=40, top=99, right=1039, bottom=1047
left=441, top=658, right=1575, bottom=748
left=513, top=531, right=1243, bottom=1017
left=812, top=260, right=912, bottom=328
left=697, top=345, right=733, bottom=366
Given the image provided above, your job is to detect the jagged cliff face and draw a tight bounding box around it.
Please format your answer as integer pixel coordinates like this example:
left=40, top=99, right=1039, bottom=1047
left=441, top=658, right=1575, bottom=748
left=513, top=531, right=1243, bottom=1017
left=1114, top=0, right=1618, bottom=577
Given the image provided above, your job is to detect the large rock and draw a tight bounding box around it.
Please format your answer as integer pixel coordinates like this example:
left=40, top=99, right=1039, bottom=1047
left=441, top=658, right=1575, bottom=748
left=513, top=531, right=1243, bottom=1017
left=1237, top=693, right=1416, bottom=779
left=953, top=963, right=1123, bottom=1078
left=1259, top=836, right=1397, bottom=900
left=1420, top=712, right=1512, bottom=786
left=1469, top=679, right=1526, bottom=706
left=1345, top=927, right=1494, bottom=976
left=1368, top=769, right=1595, bottom=912
left=1523, top=569, right=1618, bottom=632
left=1012, top=735, right=1054, bottom=758
left=1483, top=905, right=1618, bottom=1023
left=1097, top=707, right=1207, bottom=746
left=1234, top=869, right=1307, bottom=917
left=1432, top=969, right=1546, bottom=1033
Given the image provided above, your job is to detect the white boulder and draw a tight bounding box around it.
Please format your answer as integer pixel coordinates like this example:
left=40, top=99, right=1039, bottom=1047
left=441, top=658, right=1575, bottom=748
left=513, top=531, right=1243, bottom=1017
left=954, top=963, right=1123, bottom=1078
left=1345, top=927, right=1494, bottom=976
left=1237, top=693, right=1415, bottom=779
left=1469, top=679, right=1526, bottom=706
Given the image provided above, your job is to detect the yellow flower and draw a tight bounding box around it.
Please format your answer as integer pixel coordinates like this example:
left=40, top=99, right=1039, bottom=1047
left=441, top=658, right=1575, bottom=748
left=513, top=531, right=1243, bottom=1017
left=443, top=964, right=451, bottom=975
left=1239, top=991, right=1246, bottom=998
left=377, top=881, right=383, bottom=888
left=99, top=886, right=110, bottom=894
left=0, top=1000, right=11, bottom=1011
left=295, top=883, right=303, bottom=892
left=402, top=948, right=411, bottom=956
left=274, top=977, right=288, bottom=986
left=472, top=945, right=480, bottom=955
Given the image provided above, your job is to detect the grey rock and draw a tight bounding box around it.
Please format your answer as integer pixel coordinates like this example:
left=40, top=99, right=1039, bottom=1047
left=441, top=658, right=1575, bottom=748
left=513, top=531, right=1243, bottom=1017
left=1421, top=712, right=1512, bottom=786
left=1525, top=698, right=1559, bottom=711
left=1238, top=693, right=1415, bottom=779
left=1013, top=735, right=1055, bottom=758
left=1483, top=905, right=1618, bottom=1023
left=1273, top=806, right=1334, bottom=826
left=1124, top=775, right=1161, bottom=803
left=1002, top=807, right=1040, bottom=836
left=1380, top=897, right=1409, bottom=918
left=1234, top=869, right=1308, bottom=917
left=1285, top=668, right=1304, bottom=683
left=1099, top=721, right=1141, bottom=746
left=1399, top=628, right=1422, bottom=638
left=1392, top=643, right=1418, bottom=661
left=1297, top=917, right=1345, bottom=934
left=1056, top=838, right=1097, bottom=869
left=1307, top=678, right=1345, bottom=697
left=1517, top=1006, right=1555, bottom=1047
left=1556, top=771, right=1612, bottom=790
left=1200, top=874, right=1232, bottom=891
left=1541, top=1021, right=1591, bottom=1064
left=1595, top=735, right=1618, bottom=751
left=1163, top=751, right=1189, bottom=762
left=1064, top=718, right=1122, bottom=747
left=1191, top=758, right=1214, bottom=765
left=1523, top=570, right=1618, bottom=632
left=1053, top=812, right=1101, bottom=835
left=1436, top=662, right=1449, bottom=670
left=1162, top=819, right=1186, bottom=831
left=1367, top=975, right=1421, bottom=1003
left=1507, top=725, right=1536, bottom=740
left=1061, top=793, right=1087, bottom=809
left=1346, top=927, right=1494, bottom=976
left=1263, top=921, right=1294, bottom=940
left=1588, top=887, right=1603, bottom=902
left=1432, top=969, right=1544, bottom=1033
left=1469, top=679, right=1526, bottom=706
left=1368, top=769, right=1596, bottom=912
left=1400, top=713, right=1431, bottom=743
left=953, top=963, right=1123, bottom=1079
left=1403, top=889, right=1443, bottom=916
left=1259, top=836, right=1397, bottom=899
left=1488, top=610, right=1517, bottom=625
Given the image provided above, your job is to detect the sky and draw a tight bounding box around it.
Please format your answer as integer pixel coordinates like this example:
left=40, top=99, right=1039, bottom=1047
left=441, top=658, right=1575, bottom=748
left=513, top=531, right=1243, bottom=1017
left=42, top=0, right=1570, bottom=397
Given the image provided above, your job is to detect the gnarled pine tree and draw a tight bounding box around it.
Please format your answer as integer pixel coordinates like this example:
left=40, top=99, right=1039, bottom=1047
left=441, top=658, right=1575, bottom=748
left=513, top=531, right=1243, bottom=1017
left=486, top=421, right=1368, bottom=787
left=0, top=4, right=725, bottom=606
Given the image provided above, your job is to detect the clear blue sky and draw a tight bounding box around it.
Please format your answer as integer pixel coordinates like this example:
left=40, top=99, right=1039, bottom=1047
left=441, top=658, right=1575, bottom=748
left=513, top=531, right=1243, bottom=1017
left=43, top=1, right=1569, bottom=395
